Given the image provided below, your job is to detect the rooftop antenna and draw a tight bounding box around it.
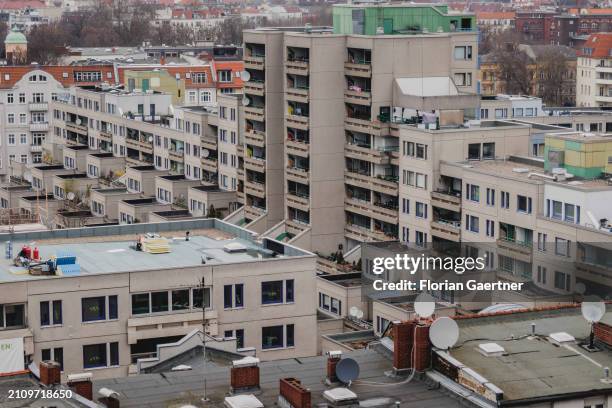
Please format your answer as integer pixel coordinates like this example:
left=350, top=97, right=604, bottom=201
left=414, top=292, right=435, bottom=318
left=429, top=317, right=459, bottom=351
left=335, top=357, right=360, bottom=386
left=581, top=296, right=606, bottom=350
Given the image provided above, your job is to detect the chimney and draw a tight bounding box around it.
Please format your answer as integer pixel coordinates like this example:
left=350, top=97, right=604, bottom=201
left=279, top=378, right=311, bottom=408
left=413, top=323, right=431, bottom=371
left=39, top=361, right=61, bottom=386
left=230, top=356, right=260, bottom=393
left=594, top=322, right=612, bottom=346
left=67, top=373, right=93, bottom=401
left=392, top=320, right=416, bottom=372
left=98, top=387, right=120, bottom=408
left=326, top=350, right=342, bottom=384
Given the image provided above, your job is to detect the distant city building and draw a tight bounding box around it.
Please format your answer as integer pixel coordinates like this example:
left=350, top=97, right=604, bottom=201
left=576, top=32, right=612, bottom=108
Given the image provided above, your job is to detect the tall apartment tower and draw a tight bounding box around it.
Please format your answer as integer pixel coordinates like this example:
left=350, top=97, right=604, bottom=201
left=242, top=3, right=478, bottom=253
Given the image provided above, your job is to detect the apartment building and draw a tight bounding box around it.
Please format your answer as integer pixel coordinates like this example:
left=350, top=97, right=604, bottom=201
left=577, top=33, right=612, bottom=108
left=0, top=219, right=317, bottom=380
left=242, top=3, right=478, bottom=253
left=0, top=64, right=115, bottom=179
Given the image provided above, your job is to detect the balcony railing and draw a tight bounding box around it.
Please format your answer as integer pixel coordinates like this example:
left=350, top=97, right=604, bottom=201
left=344, top=61, right=372, bottom=77
left=30, top=122, right=49, bottom=132
left=28, top=102, right=48, bottom=111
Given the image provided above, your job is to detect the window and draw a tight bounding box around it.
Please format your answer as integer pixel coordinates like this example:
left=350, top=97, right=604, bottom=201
left=82, top=342, right=119, bottom=369
left=454, top=72, right=472, bottom=86
left=7, top=93, right=13, bottom=103
left=262, top=324, right=294, bottom=349
left=402, top=198, right=409, bottom=214
left=40, top=300, right=62, bottom=326
left=224, top=329, right=245, bottom=348
left=41, top=347, right=64, bottom=370
left=193, top=287, right=211, bottom=309
left=8, top=134, right=15, bottom=145
left=555, top=238, right=570, bottom=257
left=564, top=203, right=576, bottom=223
left=402, top=170, right=427, bottom=189
left=19, top=93, right=25, bottom=103
left=376, top=316, right=390, bottom=334
left=495, top=108, right=508, bottom=119
left=224, top=284, right=244, bottom=309
left=415, top=231, right=427, bottom=247
left=403, top=142, right=427, bottom=159
left=192, top=72, right=207, bottom=83
left=486, top=188, right=495, bottom=206
left=0, top=304, right=25, bottom=329
left=554, top=271, right=571, bottom=291
left=319, top=293, right=341, bottom=316
left=500, top=191, right=510, bottom=209
left=454, top=45, right=473, bottom=60
left=466, top=184, right=480, bottom=202
left=466, top=214, right=479, bottom=233
left=7, top=113, right=14, bottom=124
left=537, top=233, right=547, bottom=251
left=483, top=143, right=495, bottom=159
left=74, top=71, right=102, bottom=82
left=218, top=70, right=232, bottom=83
left=415, top=202, right=428, bottom=219
left=171, top=290, right=190, bottom=310
left=20, top=134, right=27, bottom=144
left=151, top=291, right=168, bottom=313
left=552, top=200, right=563, bottom=219
left=480, top=108, right=489, bottom=119
left=486, top=219, right=495, bottom=237
left=81, top=297, right=106, bottom=322
left=517, top=195, right=532, bottom=214
left=537, top=266, right=547, bottom=284
left=468, top=143, right=481, bottom=160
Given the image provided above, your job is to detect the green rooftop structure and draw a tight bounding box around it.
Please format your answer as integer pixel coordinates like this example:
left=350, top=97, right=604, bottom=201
left=332, top=3, right=476, bottom=35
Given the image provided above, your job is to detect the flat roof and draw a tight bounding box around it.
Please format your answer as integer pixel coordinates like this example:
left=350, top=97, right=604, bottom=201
left=93, top=349, right=460, bottom=408
left=0, top=220, right=312, bottom=283
left=56, top=173, right=89, bottom=179
left=451, top=306, right=612, bottom=404
left=91, top=187, right=129, bottom=194
left=319, top=272, right=363, bottom=287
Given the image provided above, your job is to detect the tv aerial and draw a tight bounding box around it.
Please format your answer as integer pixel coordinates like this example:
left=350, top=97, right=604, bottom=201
left=429, top=317, right=459, bottom=350
left=414, top=292, right=435, bottom=318
left=336, top=357, right=360, bottom=385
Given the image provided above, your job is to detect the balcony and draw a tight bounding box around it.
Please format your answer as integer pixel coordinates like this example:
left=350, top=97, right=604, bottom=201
left=344, top=61, right=372, bottom=77
left=344, top=89, right=371, bottom=106
left=244, top=156, right=266, bottom=172
left=344, top=170, right=398, bottom=196
left=201, top=136, right=217, bottom=150
left=139, top=140, right=153, bottom=153
left=245, top=106, right=265, bottom=122
left=201, top=157, right=218, bottom=173
left=245, top=204, right=265, bottom=219
left=169, top=149, right=184, bottom=160
left=245, top=80, right=265, bottom=96
left=595, top=77, right=612, bottom=86
left=286, top=192, right=310, bottom=212
left=497, top=237, right=533, bottom=263
left=66, top=121, right=87, bottom=134
left=236, top=189, right=245, bottom=201
left=30, top=144, right=43, bottom=153
left=245, top=129, right=265, bottom=148
left=286, top=114, right=309, bottom=131
left=594, top=95, right=612, bottom=104
left=344, top=224, right=390, bottom=242
left=30, top=122, right=49, bottom=132
left=237, top=144, right=244, bottom=156
left=286, top=87, right=309, bottom=103
left=431, top=220, right=461, bottom=242
left=344, top=198, right=398, bottom=224
left=595, top=65, right=612, bottom=74
left=286, top=166, right=310, bottom=183
left=286, top=59, right=309, bottom=75
left=245, top=180, right=266, bottom=199
left=126, top=138, right=140, bottom=149
left=244, top=55, right=265, bottom=70
left=127, top=310, right=217, bottom=344
left=286, top=218, right=310, bottom=234
left=431, top=190, right=462, bottom=212
left=99, top=130, right=112, bottom=142
left=237, top=167, right=244, bottom=178
left=345, top=144, right=389, bottom=165
left=28, top=102, right=48, bottom=111
left=286, top=139, right=309, bottom=158
left=344, top=117, right=389, bottom=136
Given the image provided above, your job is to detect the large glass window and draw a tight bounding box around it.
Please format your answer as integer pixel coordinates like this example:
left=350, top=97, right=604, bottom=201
left=286, top=280, right=294, bottom=303
left=151, top=292, right=169, bottom=313
left=171, top=290, right=190, bottom=311
left=1, top=304, right=25, bottom=328
left=132, top=294, right=150, bottom=315
left=83, top=343, right=107, bottom=368
left=41, top=300, right=62, bottom=326
left=193, top=288, right=211, bottom=309
left=81, top=297, right=106, bottom=322
left=262, top=325, right=284, bottom=349
left=108, top=296, right=118, bottom=320
left=262, top=281, right=283, bottom=304
left=468, top=143, right=481, bottom=160
left=552, top=201, right=563, bottom=219
left=224, top=284, right=244, bottom=309
left=483, top=143, right=495, bottom=159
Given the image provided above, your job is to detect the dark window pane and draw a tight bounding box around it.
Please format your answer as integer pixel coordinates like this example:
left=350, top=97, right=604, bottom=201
left=236, top=329, right=244, bottom=349
left=42, top=348, right=51, bottom=361
left=171, top=290, right=189, bottom=311
left=54, top=348, right=64, bottom=371
left=235, top=284, right=244, bottom=307
left=110, top=342, right=119, bottom=366
left=193, top=289, right=203, bottom=308
left=261, top=281, right=283, bottom=304
left=286, top=280, right=294, bottom=303
left=81, top=297, right=105, bottom=322
left=5, top=304, right=25, bottom=327
left=286, top=324, right=294, bottom=347
left=132, top=294, right=149, bottom=315
left=83, top=343, right=107, bottom=368
left=468, top=143, right=481, bottom=160
left=52, top=300, right=62, bottom=325
left=0, top=305, right=3, bottom=327
left=224, top=285, right=232, bottom=308
left=108, top=296, right=118, bottom=320
left=224, top=330, right=232, bottom=338
left=151, top=291, right=168, bottom=313
left=483, top=143, right=495, bottom=159
left=262, top=325, right=284, bottom=349
left=40, top=301, right=50, bottom=326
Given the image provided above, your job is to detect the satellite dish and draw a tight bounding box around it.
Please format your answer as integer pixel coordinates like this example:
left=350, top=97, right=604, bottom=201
left=414, top=292, right=435, bottom=318
left=75, top=118, right=81, bottom=125
left=243, top=97, right=250, bottom=106
left=335, top=358, right=359, bottom=384
left=201, top=149, right=210, bottom=158
left=66, top=192, right=75, bottom=201
left=349, top=306, right=358, bottom=317
left=241, top=71, right=251, bottom=82
left=355, top=309, right=364, bottom=319
left=582, top=296, right=606, bottom=323
left=148, top=136, right=153, bottom=142
left=429, top=317, right=459, bottom=350
left=575, top=282, right=586, bottom=295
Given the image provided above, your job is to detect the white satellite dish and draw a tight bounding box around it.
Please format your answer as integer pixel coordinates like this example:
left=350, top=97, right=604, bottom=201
left=355, top=309, right=364, bottom=319
left=243, top=97, right=250, bottom=106
left=75, top=118, right=81, bottom=125
left=414, top=292, right=436, bottom=318
left=575, top=282, right=586, bottom=295
left=349, top=306, right=358, bottom=317
left=201, top=149, right=210, bottom=158
left=148, top=136, right=153, bottom=142
left=66, top=192, right=75, bottom=201
left=241, top=71, right=251, bottom=82
left=582, top=296, right=606, bottom=323
left=429, top=317, right=459, bottom=350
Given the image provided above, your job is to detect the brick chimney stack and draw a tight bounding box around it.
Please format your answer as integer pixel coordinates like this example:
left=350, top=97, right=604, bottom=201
left=413, top=323, right=432, bottom=371
left=326, top=350, right=342, bottom=384
left=392, top=320, right=416, bottom=372
left=39, top=361, right=61, bottom=386
left=67, top=373, right=93, bottom=401
left=230, top=356, right=260, bottom=393
left=279, top=378, right=311, bottom=408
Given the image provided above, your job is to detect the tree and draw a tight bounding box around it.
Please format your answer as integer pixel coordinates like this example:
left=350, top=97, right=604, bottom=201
left=489, top=32, right=533, bottom=96
left=26, top=22, right=69, bottom=64
left=537, top=48, right=570, bottom=106
left=0, top=21, right=7, bottom=58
